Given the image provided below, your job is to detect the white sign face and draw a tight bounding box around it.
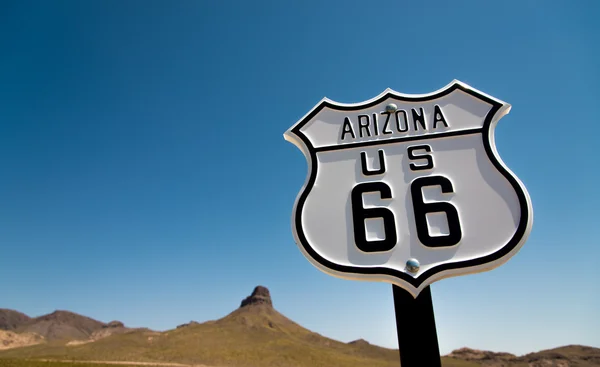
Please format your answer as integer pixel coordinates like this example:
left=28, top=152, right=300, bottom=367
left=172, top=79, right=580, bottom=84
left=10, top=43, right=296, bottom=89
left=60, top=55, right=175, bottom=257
left=284, top=80, right=533, bottom=297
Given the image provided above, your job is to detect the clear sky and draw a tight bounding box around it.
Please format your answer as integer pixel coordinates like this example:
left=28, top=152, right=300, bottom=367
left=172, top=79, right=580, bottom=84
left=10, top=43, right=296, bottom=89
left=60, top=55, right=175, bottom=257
left=1, top=0, right=598, bottom=357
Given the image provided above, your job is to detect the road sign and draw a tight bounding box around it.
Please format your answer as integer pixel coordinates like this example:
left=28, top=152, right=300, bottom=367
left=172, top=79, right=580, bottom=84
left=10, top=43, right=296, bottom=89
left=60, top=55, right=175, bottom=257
left=284, top=80, right=533, bottom=298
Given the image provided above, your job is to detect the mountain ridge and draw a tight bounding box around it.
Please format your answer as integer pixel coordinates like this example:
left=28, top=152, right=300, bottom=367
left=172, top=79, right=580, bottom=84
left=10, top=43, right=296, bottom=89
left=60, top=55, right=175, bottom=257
left=0, top=308, right=138, bottom=344
left=1, top=286, right=598, bottom=367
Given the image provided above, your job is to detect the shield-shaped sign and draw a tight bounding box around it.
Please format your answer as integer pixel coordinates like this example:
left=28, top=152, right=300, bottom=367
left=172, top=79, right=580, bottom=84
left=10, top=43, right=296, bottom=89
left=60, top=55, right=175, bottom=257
left=284, top=80, right=533, bottom=297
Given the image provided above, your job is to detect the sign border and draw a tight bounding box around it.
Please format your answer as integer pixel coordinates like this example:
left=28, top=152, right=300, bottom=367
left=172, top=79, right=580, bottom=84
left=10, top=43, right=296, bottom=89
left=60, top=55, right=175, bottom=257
left=284, top=80, right=533, bottom=297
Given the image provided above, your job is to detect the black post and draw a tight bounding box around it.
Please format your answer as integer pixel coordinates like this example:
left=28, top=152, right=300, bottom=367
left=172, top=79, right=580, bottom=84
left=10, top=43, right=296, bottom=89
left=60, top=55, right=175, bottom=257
left=393, top=285, right=441, bottom=366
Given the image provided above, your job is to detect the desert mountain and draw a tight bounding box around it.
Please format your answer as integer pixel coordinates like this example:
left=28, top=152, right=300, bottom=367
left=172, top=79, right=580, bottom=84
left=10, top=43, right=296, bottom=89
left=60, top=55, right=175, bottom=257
left=447, top=347, right=516, bottom=364
left=519, top=345, right=600, bottom=367
left=15, top=310, right=107, bottom=341
left=0, top=308, right=135, bottom=344
left=0, top=286, right=402, bottom=367
left=446, top=345, right=600, bottom=366
left=0, top=309, right=31, bottom=331
left=0, top=286, right=598, bottom=367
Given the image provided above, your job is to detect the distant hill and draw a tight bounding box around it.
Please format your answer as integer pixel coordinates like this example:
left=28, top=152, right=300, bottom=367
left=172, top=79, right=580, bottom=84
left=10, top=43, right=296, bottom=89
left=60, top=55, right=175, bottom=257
left=0, top=308, right=137, bottom=345
left=15, top=310, right=106, bottom=341
left=519, top=345, right=600, bottom=366
left=0, top=309, right=31, bottom=331
left=0, top=286, right=598, bottom=367
left=446, top=345, right=600, bottom=366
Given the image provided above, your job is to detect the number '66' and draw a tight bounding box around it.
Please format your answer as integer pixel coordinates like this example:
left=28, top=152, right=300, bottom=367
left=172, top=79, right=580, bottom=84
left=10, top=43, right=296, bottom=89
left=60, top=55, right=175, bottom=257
left=351, top=145, right=462, bottom=253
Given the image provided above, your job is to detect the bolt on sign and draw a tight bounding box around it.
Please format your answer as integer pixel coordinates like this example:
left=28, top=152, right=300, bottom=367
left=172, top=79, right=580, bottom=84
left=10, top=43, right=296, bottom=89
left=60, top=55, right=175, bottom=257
left=284, top=80, right=533, bottom=298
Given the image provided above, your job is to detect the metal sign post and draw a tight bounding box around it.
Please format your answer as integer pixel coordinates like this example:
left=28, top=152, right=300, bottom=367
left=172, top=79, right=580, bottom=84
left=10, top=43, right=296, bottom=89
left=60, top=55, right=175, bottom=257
left=394, top=285, right=440, bottom=366
left=284, top=80, right=533, bottom=366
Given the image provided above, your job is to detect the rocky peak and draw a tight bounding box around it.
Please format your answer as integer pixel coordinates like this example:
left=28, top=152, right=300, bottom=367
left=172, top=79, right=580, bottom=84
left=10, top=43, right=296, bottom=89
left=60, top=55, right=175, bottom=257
left=176, top=321, right=200, bottom=329
left=103, top=321, right=124, bottom=328
left=348, top=339, right=370, bottom=346
left=240, top=286, right=273, bottom=308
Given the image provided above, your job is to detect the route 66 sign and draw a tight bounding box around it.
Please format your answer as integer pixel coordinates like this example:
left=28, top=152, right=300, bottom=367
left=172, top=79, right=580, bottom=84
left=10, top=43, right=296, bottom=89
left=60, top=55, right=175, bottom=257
left=284, top=80, right=533, bottom=297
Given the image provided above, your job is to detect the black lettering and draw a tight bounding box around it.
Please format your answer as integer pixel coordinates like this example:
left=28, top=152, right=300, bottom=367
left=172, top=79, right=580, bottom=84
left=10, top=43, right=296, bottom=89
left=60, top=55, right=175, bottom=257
left=358, top=114, right=371, bottom=138
left=351, top=182, right=397, bottom=252
left=407, top=145, right=433, bottom=171
left=395, top=110, right=409, bottom=132
left=381, top=112, right=393, bottom=135
left=372, top=113, right=379, bottom=136
left=360, top=150, right=386, bottom=176
left=433, top=105, right=449, bottom=129
left=411, top=108, right=426, bottom=131
left=341, top=117, right=356, bottom=140
left=410, top=176, right=462, bottom=247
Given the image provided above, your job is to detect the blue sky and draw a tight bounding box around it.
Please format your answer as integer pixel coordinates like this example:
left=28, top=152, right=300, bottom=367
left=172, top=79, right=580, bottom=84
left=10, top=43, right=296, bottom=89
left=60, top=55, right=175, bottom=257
left=0, top=0, right=598, bottom=357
